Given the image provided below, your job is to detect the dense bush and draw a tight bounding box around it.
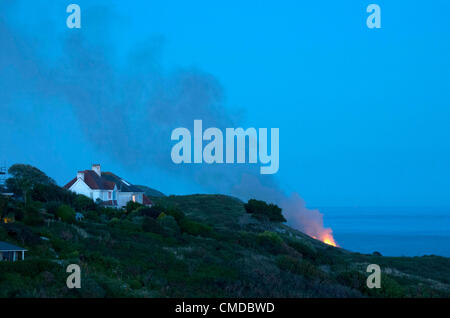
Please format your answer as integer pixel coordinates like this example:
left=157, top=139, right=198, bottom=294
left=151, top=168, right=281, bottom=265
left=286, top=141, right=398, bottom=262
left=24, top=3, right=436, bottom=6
left=369, top=274, right=405, bottom=297
left=164, top=207, right=186, bottom=223
left=284, top=238, right=317, bottom=259
left=73, top=195, right=96, bottom=212
left=276, top=255, right=327, bottom=280
left=0, top=259, right=61, bottom=278
left=2, top=223, right=40, bottom=246
left=108, top=218, right=141, bottom=233
left=45, top=201, right=61, bottom=217
left=157, top=214, right=180, bottom=236
left=1, top=196, right=24, bottom=221
left=0, top=259, right=65, bottom=298
left=85, top=210, right=101, bottom=222
left=0, top=195, right=8, bottom=215
left=0, top=225, right=8, bottom=240
left=23, top=203, right=45, bottom=226
left=125, top=201, right=143, bottom=214
left=179, top=219, right=213, bottom=237
left=142, top=217, right=166, bottom=235
left=336, top=270, right=405, bottom=297
left=135, top=205, right=163, bottom=219
left=236, top=231, right=259, bottom=249
left=56, top=204, right=76, bottom=223
left=244, top=199, right=286, bottom=222
left=256, top=231, right=286, bottom=254
left=30, top=183, right=76, bottom=204
left=77, top=277, right=106, bottom=298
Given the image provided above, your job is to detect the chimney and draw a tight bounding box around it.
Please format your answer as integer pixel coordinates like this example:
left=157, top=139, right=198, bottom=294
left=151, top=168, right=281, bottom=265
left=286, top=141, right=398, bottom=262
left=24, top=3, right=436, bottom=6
left=92, top=164, right=101, bottom=176
left=77, top=171, right=85, bottom=181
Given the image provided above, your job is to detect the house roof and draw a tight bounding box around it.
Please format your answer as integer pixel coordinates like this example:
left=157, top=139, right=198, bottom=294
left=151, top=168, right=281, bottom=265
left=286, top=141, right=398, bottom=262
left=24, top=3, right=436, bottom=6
left=64, top=170, right=116, bottom=191
left=100, top=172, right=144, bottom=192
left=0, top=241, right=27, bottom=252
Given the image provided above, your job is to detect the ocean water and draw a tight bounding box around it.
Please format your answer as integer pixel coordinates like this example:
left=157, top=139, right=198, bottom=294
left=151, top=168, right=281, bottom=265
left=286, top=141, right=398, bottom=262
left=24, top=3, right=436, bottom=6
left=317, top=207, right=450, bottom=257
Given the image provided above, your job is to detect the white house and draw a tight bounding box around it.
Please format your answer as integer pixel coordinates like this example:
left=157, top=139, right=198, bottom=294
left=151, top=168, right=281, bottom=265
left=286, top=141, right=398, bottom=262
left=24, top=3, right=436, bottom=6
left=64, top=164, right=153, bottom=208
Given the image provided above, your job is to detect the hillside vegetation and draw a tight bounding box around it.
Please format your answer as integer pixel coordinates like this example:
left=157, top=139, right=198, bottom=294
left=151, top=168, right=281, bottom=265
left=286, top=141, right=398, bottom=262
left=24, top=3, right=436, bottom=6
left=0, top=165, right=449, bottom=298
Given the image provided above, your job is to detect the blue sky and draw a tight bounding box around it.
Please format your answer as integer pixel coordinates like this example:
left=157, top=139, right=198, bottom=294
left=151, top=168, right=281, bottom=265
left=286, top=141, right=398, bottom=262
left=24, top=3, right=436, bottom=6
left=1, top=0, right=450, bottom=208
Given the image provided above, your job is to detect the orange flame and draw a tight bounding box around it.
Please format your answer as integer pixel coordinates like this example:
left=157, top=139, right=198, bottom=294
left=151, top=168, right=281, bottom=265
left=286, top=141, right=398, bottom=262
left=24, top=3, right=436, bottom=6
left=322, top=234, right=338, bottom=247
left=312, top=233, right=339, bottom=247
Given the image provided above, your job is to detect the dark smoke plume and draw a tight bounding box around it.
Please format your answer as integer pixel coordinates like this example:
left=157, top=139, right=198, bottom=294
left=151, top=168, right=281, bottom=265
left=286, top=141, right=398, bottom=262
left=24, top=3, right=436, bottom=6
left=0, top=1, right=335, bottom=241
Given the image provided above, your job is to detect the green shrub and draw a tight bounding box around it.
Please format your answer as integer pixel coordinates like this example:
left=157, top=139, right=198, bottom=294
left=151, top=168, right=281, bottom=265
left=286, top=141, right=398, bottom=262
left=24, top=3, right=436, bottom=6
left=0, top=273, right=30, bottom=297
left=142, top=217, right=166, bottom=235
left=179, top=219, right=213, bottom=237
left=23, top=203, right=44, bottom=226
left=0, top=259, right=61, bottom=278
left=128, top=279, right=142, bottom=290
left=165, top=207, right=186, bottom=223
left=30, top=183, right=76, bottom=204
left=0, top=195, right=9, bottom=216
left=0, top=226, right=7, bottom=240
left=23, top=214, right=44, bottom=226
left=125, top=201, right=143, bottom=214
left=56, top=204, right=76, bottom=223
left=74, top=195, right=96, bottom=212
left=97, top=276, right=129, bottom=297
left=370, top=274, right=405, bottom=297
left=284, top=238, right=317, bottom=259
left=135, top=205, right=162, bottom=219
left=236, top=231, right=259, bottom=249
left=45, top=201, right=60, bottom=217
left=109, top=219, right=141, bottom=233
left=157, top=215, right=180, bottom=236
left=256, top=231, right=286, bottom=254
left=85, top=210, right=101, bottom=222
left=336, top=270, right=367, bottom=291
left=157, top=212, right=167, bottom=220
left=109, top=217, right=120, bottom=225
left=77, top=277, right=106, bottom=298
left=336, top=270, right=405, bottom=297
left=244, top=199, right=286, bottom=222
left=276, top=255, right=327, bottom=280
left=314, top=249, right=343, bottom=266
left=3, top=223, right=40, bottom=245
left=98, top=207, right=121, bottom=219
left=50, top=237, right=81, bottom=258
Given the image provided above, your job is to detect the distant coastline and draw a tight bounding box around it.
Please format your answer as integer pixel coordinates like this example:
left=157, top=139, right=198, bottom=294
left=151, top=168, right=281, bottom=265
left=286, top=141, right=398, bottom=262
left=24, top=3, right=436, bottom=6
left=318, top=206, right=450, bottom=257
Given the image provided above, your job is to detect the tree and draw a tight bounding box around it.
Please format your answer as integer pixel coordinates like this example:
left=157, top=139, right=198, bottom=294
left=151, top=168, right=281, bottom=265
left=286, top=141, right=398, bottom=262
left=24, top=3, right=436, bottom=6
left=6, top=164, right=55, bottom=204
left=30, top=183, right=77, bottom=204
left=244, top=199, right=286, bottom=222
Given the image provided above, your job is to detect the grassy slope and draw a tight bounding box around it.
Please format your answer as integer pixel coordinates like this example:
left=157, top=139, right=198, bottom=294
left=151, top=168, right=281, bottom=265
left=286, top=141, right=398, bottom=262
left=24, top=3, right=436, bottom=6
left=1, top=194, right=449, bottom=298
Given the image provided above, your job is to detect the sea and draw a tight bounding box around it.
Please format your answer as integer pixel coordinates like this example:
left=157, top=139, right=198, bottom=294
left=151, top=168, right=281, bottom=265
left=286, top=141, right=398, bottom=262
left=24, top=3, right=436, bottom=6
left=317, top=207, right=450, bottom=257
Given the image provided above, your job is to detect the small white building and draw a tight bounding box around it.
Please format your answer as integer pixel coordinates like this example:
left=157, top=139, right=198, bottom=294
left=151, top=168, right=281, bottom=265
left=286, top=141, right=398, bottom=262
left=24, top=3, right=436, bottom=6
left=64, top=164, right=153, bottom=208
left=0, top=241, right=27, bottom=262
